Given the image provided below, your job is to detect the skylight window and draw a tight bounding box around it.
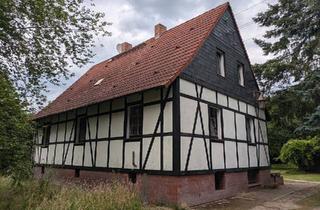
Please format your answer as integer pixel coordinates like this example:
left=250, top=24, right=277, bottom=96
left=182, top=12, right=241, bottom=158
left=94, top=78, right=104, bottom=86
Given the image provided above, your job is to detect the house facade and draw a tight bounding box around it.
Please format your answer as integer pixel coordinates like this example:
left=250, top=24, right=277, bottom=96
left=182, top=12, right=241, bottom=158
left=33, top=3, right=271, bottom=205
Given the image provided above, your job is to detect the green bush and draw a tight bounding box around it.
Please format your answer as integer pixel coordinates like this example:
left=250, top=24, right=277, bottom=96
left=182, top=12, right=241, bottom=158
left=279, top=136, right=320, bottom=171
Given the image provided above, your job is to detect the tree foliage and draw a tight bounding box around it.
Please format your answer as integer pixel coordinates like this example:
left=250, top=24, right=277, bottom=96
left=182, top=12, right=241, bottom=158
left=0, top=0, right=110, bottom=107
left=0, top=73, right=33, bottom=183
left=253, top=0, right=320, bottom=159
left=279, top=136, right=320, bottom=171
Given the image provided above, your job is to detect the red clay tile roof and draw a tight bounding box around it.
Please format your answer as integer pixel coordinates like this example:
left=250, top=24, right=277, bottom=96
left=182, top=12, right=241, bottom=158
left=35, top=3, right=229, bottom=119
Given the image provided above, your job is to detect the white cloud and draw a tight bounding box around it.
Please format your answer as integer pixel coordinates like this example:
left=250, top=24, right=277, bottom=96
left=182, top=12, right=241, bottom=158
left=46, top=0, right=277, bottom=102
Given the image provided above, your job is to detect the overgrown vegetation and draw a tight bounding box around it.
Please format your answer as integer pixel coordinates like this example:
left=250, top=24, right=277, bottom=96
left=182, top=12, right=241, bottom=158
left=253, top=0, right=320, bottom=162
left=0, top=176, right=143, bottom=210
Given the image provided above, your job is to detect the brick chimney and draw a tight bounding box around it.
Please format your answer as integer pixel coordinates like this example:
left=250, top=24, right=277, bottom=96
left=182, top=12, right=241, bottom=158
left=116, top=42, right=132, bottom=53
left=154, top=23, right=167, bottom=38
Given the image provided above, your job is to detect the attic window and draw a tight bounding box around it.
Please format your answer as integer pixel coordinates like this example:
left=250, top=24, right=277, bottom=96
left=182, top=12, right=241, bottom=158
left=94, top=78, right=104, bottom=86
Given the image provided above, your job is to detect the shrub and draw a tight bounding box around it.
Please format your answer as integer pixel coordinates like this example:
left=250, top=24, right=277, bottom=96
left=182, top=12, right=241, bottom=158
left=279, top=136, right=320, bottom=171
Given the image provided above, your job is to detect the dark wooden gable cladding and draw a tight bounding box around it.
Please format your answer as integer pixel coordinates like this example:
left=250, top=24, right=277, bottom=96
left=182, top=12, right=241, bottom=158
left=181, top=7, right=259, bottom=105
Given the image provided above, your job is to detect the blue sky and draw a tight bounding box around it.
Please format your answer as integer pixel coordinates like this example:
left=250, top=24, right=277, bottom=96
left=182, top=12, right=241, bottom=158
left=46, top=0, right=277, bottom=103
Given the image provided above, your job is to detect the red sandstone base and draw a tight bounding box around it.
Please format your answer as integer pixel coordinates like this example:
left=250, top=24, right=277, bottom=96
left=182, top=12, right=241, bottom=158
left=34, top=167, right=273, bottom=206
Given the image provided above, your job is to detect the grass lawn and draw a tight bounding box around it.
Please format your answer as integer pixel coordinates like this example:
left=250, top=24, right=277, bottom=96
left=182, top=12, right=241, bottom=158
left=272, top=164, right=320, bottom=182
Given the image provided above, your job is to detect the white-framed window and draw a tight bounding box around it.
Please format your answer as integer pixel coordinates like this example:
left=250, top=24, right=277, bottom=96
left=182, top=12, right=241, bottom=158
left=217, top=50, right=225, bottom=77
left=238, top=63, right=244, bottom=86
left=75, top=116, right=87, bottom=144
left=246, top=117, right=255, bottom=143
left=208, top=106, right=222, bottom=139
left=127, top=104, right=143, bottom=138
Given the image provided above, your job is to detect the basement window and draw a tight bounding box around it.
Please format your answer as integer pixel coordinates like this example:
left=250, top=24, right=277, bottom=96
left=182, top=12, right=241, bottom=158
left=215, top=172, right=225, bottom=190
left=127, top=104, right=143, bottom=138
left=75, top=116, right=87, bottom=144
left=209, top=106, right=222, bottom=139
left=238, top=63, right=244, bottom=86
left=217, top=50, right=225, bottom=77
left=248, top=170, right=259, bottom=184
left=41, top=125, right=51, bottom=146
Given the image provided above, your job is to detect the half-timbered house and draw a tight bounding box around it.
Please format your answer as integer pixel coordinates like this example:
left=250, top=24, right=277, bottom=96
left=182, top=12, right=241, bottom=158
left=33, top=2, right=271, bottom=205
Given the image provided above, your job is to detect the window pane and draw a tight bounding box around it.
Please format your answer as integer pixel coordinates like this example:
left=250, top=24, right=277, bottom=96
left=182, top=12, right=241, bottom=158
left=129, top=105, right=142, bottom=137
left=238, top=64, right=244, bottom=86
left=209, top=107, right=219, bottom=138
left=217, top=51, right=225, bottom=77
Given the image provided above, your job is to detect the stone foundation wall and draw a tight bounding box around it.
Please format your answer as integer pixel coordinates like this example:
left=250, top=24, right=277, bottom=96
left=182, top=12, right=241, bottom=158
left=34, top=167, right=272, bottom=205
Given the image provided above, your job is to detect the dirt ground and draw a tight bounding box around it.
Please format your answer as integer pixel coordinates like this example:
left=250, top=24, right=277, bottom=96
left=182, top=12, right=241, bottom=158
left=193, top=180, right=320, bottom=210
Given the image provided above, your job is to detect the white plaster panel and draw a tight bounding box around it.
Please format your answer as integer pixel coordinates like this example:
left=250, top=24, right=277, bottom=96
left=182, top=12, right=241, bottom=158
left=34, top=146, right=40, bottom=163
left=110, top=112, right=124, bottom=137
left=163, top=87, right=172, bottom=98
left=164, top=102, right=173, bottom=132
left=84, top=142, right=96, bottom=167
left=260, top=120, right=268, bottom=143
left=180, top=79, right=196, bottom=97
left=142, top=137, right=160, bottom=170
left=144, top=88, right=161, bottom=103
left=223, top=109, right=236, bottom=139
left=86, top=117, right=97, bottom=140
left=259, top=109, right=266, bottom=120
left=49, top=124, right=57, bottom=143
left=124, top=142, right=140, bottom=169
left=238, top=142, right=248, bottom=168
left=36, top=128, right=43, bottom=144
left=97, top=114, right=109, bottom=139
left=54, top=144, right=63, bottom=165
left=65, top=121, right=75, bottom=142
left=211, top=142, right=224, bottom=169
left=163, top=136, right=173, bottom=171
left=236, top=113, right=246, bottom=140
left=248, top=104, right=257, bottom=117
left=217, top=93, right=228, bottom=107
left=57, top=123, right=65, bottom=142
left=188, top=138, right=209, bottom=170
left=109, top=140, right=123, bottom=168
left=254, top=119, right=262, bottom=143
left=180, top=96, right=198, bottom=134
left=239, top=101, right=247, bottom=113
left=225, top=141, right=237, bottom=168
left=228, top=97, right=238, bottom=110
left=259, top=145, right=269, bottom=167
left=40, top=147, right=47, bottom=164
left=143, top=104, right=160, bottom=134
left=73, top=145, right=83, bottom=166
left=95, top=141, right=108, bottom=167
left=64, top=143, right=73, bottom=165
left=47, top=145, right=55, bottom=164
left=200, top=102, right=209, bottom=135
left=202, top=87, right=216, bottom=103
left=249, top=145, right=258, bottom=167
left=180, top=137, right=191, bottom=171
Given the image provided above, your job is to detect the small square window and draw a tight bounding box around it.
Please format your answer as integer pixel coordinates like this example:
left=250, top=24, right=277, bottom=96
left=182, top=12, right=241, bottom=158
left=215, top=172, right=225, bottom=190
left=127, top=104, right=143, bottom=138
left=42, top=125, right=51, bottom=146
left=209, top=106, right=222, bottom=139
left=238, top=63, right=244, bottom=86
left=75, top=116, right=87, bottom=144
left=217, top=50, right=225, bottom=77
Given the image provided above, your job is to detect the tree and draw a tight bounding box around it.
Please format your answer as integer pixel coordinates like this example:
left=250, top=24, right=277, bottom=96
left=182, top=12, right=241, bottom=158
left=253, top=0, right=320, bottom=159
left=0, top=72, right=33, bottom=183
left=0, top=0, right=110, bottom=108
